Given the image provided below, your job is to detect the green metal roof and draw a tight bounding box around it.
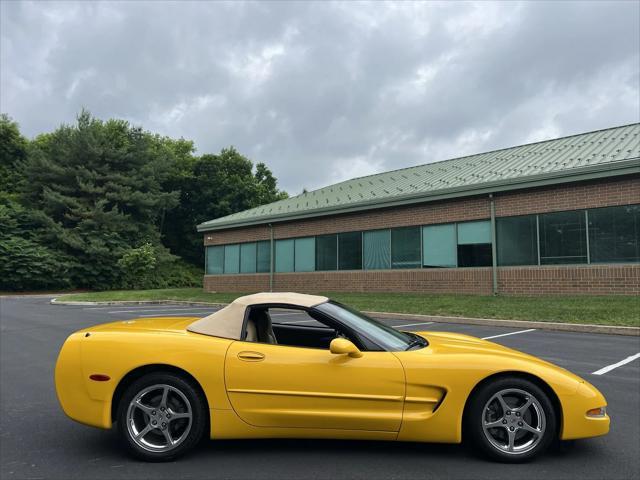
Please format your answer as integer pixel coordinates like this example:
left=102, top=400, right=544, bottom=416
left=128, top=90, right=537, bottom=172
left=198, top=123, right=640, bottom=232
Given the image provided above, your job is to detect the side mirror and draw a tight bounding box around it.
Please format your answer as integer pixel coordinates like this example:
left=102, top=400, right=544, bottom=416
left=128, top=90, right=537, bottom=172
left=330, top=338, right=363, bottom=358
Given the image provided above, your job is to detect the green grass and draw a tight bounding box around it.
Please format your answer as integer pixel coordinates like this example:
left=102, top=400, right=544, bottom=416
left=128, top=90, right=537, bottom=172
left=57, top=288, right=640, bottom=327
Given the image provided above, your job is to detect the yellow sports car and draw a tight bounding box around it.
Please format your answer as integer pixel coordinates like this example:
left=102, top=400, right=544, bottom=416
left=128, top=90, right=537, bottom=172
left=55, top=292, right=609, bottom=462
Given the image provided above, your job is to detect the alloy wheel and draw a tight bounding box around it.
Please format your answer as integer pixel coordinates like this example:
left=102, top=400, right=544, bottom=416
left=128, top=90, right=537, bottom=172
left=481, top=388, right=546, bottom=455
left=126, top=384, right=193, bottom=453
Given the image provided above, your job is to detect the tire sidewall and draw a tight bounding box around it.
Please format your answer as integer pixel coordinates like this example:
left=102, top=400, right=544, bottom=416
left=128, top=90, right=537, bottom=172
left=116, top=372, right=207, bottom=462
left=465, top=377, right=557, bottom=463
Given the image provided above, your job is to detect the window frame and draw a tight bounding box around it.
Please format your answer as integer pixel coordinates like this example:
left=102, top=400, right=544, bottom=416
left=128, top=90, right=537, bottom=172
left=240, top=242, right=257, bottom=274
left=496, top=214, right=539, bottom=267
left=205, top=245, right=225, bottom=275
left=422, top=222, right=458, bottom=268
left=315, top=234, right=338, bottom=271
left=275, top=239, right=295, bottom=273
left=240, top=303, right=377, bottom=351
left=223, top=244, right=240, bottom=274
left=337, top=231, right=363, bottom=271
left=363, top=229, right=391, bottom=270
left=538, top=210, right=588, bottom=265
left=391, top=226, right=422, bottom=269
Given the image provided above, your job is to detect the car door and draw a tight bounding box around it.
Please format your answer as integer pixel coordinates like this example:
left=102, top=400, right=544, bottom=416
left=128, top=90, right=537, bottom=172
left=224, top=340, right=405, bottom=431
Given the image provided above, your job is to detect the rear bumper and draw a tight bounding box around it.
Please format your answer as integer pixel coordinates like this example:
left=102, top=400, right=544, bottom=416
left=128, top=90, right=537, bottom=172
left=55, top=333, right=112, bottom=429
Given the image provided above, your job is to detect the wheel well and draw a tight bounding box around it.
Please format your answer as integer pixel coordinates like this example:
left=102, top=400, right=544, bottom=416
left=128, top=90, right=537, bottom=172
left=461, top=371, right=563, bottom=440
left=111, top=364, right=210, bottom=423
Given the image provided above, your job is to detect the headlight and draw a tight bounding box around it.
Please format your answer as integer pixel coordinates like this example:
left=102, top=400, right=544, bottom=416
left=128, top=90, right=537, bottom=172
left=586, top=406, right=607, bottom=417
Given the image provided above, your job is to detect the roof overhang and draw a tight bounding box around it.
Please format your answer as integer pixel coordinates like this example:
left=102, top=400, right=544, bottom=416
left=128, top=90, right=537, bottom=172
left=197, top=158, right=640, bottom=233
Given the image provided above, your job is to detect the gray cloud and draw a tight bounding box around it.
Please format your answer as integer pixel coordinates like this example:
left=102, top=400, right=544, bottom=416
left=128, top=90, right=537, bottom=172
left=2, top=0, right=639, bottom=193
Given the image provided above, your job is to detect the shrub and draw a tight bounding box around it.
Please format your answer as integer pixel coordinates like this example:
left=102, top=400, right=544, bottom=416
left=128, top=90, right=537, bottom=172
left=117, top=243, right=157, bottom=289
left=116, top=243, right=202, bottom=290
left=0, top=237, right=72, bottom=291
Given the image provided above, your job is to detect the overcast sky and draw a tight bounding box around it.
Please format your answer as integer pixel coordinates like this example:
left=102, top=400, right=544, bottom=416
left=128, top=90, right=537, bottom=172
left=2, top=1, right=639, bottom=194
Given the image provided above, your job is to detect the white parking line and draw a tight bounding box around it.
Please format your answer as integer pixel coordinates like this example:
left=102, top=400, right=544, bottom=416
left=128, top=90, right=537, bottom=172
left=136, top=312, right=213, bottom=317
left=592, top=353, right=640, bottom=376
left=279, top=319, right=318, bottom=325
left=482, top=329, right=537, bottom=340
left=391, top=321, right=434, bottom=328
left=107, top=308, right=217, bottom=314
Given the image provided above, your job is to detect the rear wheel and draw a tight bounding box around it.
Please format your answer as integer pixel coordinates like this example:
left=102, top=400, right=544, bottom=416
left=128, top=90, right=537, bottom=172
left=116, top=373, right=207, bottom=461
left=465, top=377, right=557, bottom=462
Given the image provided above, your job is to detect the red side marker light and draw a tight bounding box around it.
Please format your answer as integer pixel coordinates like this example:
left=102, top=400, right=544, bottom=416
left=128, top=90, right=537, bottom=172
left=89, top=374, right=110, bottom=382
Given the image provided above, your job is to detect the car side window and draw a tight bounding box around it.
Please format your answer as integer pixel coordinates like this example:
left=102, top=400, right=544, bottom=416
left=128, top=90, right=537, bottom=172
left=243, top=306, right=342, bottom=350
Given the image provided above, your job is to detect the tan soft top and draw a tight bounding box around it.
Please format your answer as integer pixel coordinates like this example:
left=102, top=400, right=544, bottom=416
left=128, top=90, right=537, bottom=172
left=186, top=292, right=329, bottom=339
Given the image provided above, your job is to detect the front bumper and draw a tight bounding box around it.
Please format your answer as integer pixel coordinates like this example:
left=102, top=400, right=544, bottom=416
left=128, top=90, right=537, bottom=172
left=560, top=382, right=610, bottom=440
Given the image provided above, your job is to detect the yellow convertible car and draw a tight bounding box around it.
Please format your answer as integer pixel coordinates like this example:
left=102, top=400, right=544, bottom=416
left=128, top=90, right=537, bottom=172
left=55, top=292, right=609, bottom=462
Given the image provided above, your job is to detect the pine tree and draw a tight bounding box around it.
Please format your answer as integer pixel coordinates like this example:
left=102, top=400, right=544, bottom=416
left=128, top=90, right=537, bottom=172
left=20, top=110, right=179, bottom=288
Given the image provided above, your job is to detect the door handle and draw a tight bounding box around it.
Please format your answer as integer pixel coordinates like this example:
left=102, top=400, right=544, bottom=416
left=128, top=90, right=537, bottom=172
left=238, top=351, right=265, bottom=361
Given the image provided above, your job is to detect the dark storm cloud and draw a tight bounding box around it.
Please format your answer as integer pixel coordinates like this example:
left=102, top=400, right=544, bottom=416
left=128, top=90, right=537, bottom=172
left=2, top=1, right=639, bottom=193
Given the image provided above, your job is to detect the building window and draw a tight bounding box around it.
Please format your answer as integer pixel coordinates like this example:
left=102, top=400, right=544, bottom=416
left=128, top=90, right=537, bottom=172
left=391, top=226, right=421, bottom=269
left=457, top=220, right=492, bottom=267
left=223, top=244, right=240, bottom=273
left=497, top=215, right=538, bottom=266
left=240, top=242, right=257, bottom=273
left=539, top=210, right=587, bottom=265
left=256, top=240, right=271, bottom=273
left=338, top=231, right=362, bottom=270
left=316, top=234, right=338, bottom=271
left=588, top=204, right=640, bottom=263
left=275, top=239, right=294, bottom=272
left=294, top=237, right=315, bottom=272
left=206, top=245, right=224, bottom=274
left=423, top=223, right=457, bottom=267
left=364, top=229, right=391, bottom=270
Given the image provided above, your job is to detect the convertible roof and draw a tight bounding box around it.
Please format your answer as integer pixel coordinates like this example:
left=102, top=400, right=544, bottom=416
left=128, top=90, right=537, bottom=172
left=186, top=292, right=329, bottom=339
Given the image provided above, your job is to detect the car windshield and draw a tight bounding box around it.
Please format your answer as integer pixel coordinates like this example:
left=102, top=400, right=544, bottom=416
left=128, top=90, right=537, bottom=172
left=314, top=301, right=427, bottom=351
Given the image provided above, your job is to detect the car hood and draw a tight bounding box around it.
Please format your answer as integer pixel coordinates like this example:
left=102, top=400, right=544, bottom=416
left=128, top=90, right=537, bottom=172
left=414, top=330, right=540, bottom=361
left=413, top=331, right=583, bottom=380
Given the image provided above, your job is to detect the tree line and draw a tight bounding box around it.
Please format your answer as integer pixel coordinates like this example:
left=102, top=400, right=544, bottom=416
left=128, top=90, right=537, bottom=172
left=0, top=111, right=288, bottom=291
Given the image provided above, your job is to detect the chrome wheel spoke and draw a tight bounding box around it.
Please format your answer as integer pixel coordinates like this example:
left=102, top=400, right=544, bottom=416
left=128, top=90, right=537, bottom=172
left=167, top=410, right=191, bottom=422
left=135, top=423, right=154, bottom=440
left=162, top=427, right=175, bottom=446
left=507, top=429, right=517, bottom=452
left=159, top=386, right=169, bottom=409
left=520, top=420, right=541, bottom=435
left=517, top=397, right=532, bottom=413
left=496, top=393, right=510, bottom=414
left=484, top=419, right=505, bottom=429
left=134, top=399, right=154, bottom=416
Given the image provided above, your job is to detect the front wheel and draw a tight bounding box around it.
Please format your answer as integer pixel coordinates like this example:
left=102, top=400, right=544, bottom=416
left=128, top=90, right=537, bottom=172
left=465, top=377, right=557, bottom=462
left=116, top=373, right=207, bottom=461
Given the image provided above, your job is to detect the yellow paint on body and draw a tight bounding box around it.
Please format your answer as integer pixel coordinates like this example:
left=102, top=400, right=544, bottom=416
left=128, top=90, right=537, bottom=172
left=55, top=317, right=609, bottom=443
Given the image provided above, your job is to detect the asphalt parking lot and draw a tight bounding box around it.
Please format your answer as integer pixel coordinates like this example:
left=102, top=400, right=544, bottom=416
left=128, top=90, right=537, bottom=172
left=1, top=295, right=638, bottom=480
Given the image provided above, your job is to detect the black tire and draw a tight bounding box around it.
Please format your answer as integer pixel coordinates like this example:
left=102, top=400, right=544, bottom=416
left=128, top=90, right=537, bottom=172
left=116, top=372, right=207, bottom=461
left=464, top=376, right=557, bottom=463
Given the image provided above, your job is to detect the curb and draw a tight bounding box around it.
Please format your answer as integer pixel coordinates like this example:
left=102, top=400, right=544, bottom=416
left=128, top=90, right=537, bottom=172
left=50, top=298, right=639, bottom=337
left=50, top=298, right=227, bottom=308
left=366, top=311, right=640, bottom=336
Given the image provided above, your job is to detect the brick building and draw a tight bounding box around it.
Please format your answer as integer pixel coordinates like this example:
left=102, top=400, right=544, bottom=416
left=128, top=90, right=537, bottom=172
left=198, top=124, right=640, bottom=296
